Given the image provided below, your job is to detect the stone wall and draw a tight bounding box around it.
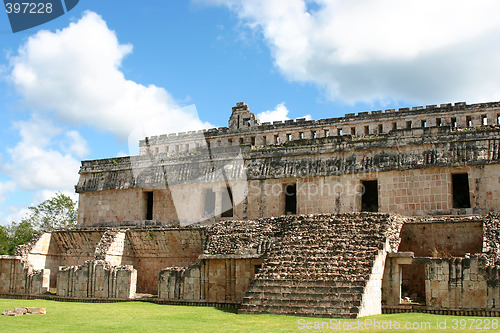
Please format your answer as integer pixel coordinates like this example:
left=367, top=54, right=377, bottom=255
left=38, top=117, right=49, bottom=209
left=139, top=101, right=500, bottom=155
left=425, top=257, right=500, bottom=309
left=125, top=229, right=205, bottom=294
left=6, top=227, right=205, bottom=297
left=158, top=258, right=263, bottom=303
left=75, top=163, right=500, bottom=226
left=57, top=260, right=136, bottom=299
left=483, top=213, right=500, bottom=265
left=0, top=256, right=49, bottom=295
left=399, top=216, right=484, bottom=257
left=78, top=189, right=147, bottom=226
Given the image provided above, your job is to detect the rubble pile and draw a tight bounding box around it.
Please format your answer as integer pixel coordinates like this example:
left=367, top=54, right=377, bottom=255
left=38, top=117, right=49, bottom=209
left=483, top=213, right=500, bottom=266
left=203, top=217, right=287, bottom=256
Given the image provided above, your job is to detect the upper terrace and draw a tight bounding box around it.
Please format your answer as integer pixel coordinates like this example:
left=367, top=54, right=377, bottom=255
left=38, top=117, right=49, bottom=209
left=138, top=101, right=500, bottom=155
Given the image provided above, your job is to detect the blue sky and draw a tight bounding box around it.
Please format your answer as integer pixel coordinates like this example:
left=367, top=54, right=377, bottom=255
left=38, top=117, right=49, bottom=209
left=1, top=0, right=500, bottom=225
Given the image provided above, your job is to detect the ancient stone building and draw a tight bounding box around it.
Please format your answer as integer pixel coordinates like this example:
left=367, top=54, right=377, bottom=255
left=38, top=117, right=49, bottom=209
left=1, top=101, right=500, bottom=318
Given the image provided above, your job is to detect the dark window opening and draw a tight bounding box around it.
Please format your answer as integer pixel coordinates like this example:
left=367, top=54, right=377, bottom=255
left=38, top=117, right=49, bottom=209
left=451, top=117, right=457, bottom=128
left=251, top=136, right=256, bottom=145
left=275, top=135, right=280, bottom=144
left=392, top=122, right=397, bottom=130
left=406, top=121, right=412, bottom=129
left=436, top=118, right=442, bottom=127
left=324, top=129, right=330, bottom=137
left=452, top=173, right=471, bottom=208
left=221, top=187, right=234, bottom=218
left=338, top=128, right=343, bottom=136
left=244, top=118, right=251, bottom=127
left=351, top=127, right=356, bottom=135
left=364, top=125, right=369, bottom=135
left=466, top=116, right=472, bottom=127
left=228, top=138, right=233, bottom=145
left=421, top=120, right=427, bottom=127
left=262, top=136, right=267, bottom=145
left=497, top=114, right=500, bottom=125
left=254, top=264, right=262, bottom=275
left=312, top=131, right=317, bottom=138
left=284, top=184, right=297, bottom=215
left=378, top=124, right=383, bottom=133
left=299, top=132, right=304, bottom=139
left=204, top=189, right=216, bottom=217
left=361, top=180, right=378, bottom=212
left=146, top=192, right=154, bottom=220
left=239, top=138, right=244, bottom=145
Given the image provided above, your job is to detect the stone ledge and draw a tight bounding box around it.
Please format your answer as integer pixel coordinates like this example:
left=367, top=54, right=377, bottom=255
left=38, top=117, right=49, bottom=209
left=383, top=305, right=500, bottom=317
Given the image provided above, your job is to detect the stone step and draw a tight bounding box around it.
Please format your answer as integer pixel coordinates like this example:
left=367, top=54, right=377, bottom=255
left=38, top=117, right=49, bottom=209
left=239, top=304, right=360, bottom=318
left=241, top=296, right=362, bottom=308
left=245, top=286, right=365, bottom=296
left=251, top=279, right=367, bottom=288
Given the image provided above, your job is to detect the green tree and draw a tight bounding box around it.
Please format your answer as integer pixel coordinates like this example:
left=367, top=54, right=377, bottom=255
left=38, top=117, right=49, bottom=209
left=0, top=193, right=78, bottom=255
left=25, top=192, right=78, bottom=231
left=0, top=225, right=9, bottom=255
left=6, top=221, right=36, bottom=254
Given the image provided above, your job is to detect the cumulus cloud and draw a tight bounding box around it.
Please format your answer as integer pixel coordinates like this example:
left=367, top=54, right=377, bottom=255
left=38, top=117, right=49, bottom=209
left=0, top=181, right=16, bottom=204
left=0, top=207, right=30, bottom=226
left=2, top=116, right=82, bottom=192
left=257, top=103, right=290, bottom=122
left=257, top=102, right=311, bottom=123
left=203, top=0, right=500, bottom=104
left=9, top=11, right=212, bottom=140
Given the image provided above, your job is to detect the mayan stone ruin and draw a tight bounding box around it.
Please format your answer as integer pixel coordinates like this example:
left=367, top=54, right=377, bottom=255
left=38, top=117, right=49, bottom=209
left=1, top=101, right=500, bottom=318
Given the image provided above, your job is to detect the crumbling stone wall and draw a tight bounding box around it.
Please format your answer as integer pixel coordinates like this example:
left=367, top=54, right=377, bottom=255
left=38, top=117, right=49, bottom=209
left=399, top=216, right=484, bottom=257
left=0, top=256, right=49, bottom=295
left=483, top=213, right=500, bottom=265
left=57, top=260, right=136, bottom=299
left=398, top=216, right=485, bottom=301
left=425, top=257, right=500, bottom=309
left=140, top=101, right=500, bottom=156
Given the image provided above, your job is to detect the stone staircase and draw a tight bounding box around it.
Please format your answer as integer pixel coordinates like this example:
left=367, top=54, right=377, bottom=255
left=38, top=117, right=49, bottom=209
left=239, top=213, right=404, bottom=318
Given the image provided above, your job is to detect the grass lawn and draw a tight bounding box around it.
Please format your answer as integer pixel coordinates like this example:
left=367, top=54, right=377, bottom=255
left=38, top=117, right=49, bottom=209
left=0, top=298, right=498, bottom=332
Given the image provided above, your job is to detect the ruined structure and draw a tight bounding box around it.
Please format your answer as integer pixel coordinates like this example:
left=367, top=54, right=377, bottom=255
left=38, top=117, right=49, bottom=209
left=1, top=101, right=500, bottom=318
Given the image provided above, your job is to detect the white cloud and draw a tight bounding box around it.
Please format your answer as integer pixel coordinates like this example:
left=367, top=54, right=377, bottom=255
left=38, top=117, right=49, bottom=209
left=204, top=0, right=500, bottom=104
left=0, top=207, right=30, bottom=226
left=257, top=102, right=311, bottom=123
left=2, top=117, right=82, bottom=192
left=34, top=189, right=78, bottom=203
left=257, top=103, right=291, bottom=122
left=0, top=181, right=16, bottom=204
left=61, top=130, right=89, bottom=158
left=9, top=11, right=212, bottom=140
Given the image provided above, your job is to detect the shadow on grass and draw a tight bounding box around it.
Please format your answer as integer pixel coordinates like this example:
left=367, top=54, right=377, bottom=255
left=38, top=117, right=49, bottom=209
left=215, top=307, right=238, bottom=314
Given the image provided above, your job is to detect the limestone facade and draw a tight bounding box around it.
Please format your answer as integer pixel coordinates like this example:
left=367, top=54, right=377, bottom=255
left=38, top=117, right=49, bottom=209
left=2, top=101, right=500, bottom=318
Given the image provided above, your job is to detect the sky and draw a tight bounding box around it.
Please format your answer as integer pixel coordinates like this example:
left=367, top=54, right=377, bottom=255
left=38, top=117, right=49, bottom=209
left=1, top=0, right=500, bottom=225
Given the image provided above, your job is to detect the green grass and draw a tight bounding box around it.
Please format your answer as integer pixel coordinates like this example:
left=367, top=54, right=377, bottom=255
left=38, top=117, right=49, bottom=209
left=0, top=299, right=498, bottom=332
